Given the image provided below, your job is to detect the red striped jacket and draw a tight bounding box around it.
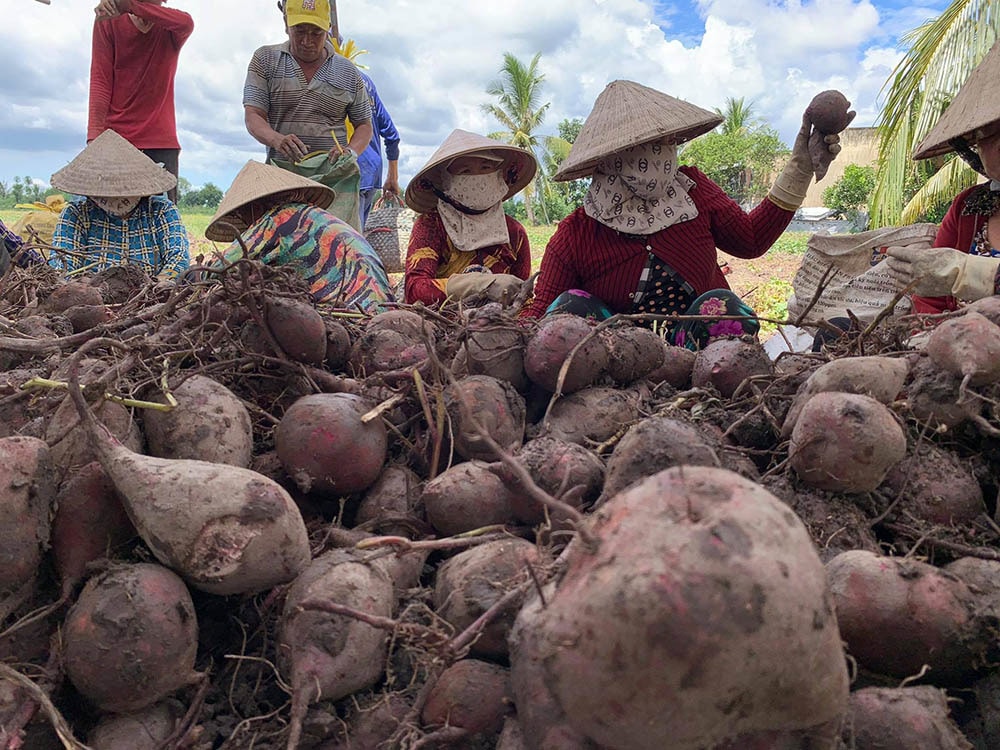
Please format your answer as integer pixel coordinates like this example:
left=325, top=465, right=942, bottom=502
left=523, top=166, right=793, bottom=318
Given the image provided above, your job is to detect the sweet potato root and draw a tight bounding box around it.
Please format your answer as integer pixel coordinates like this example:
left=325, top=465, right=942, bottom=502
left=926, top=311, right=1000, bottom=387
left=524, top=314, right=609, bottom=394
left=63, top=563, right=200, bottom=713
left=789, top=391, right=906, bottom=493
left=537, top=386, right=642, bottom=446
left=88, top=699, right=185, bottom=750
left=354, top=464, right=425, bottom=537
left=601, top=325, right=666, bottom=385
left=461, top=305, right=529, bottom=390
left=444, top=375, right=526, bottom=461
left=265, top=296, right=327, bottom=365
left=880, top=442, right=985, bottom=526
left=843, top=685, right=973, bottom=750
left=691, top=337, right=773, bottom=398
left=142, top=374, right=254, bottom=468
left=512, top=466, right=849, bottom=750
left=826, top=550, right=984, bottom=684
left=276, top=392, right=388, bottom=495
left=421, top=460, right=516, bottom=536
left=434, top=538, right=541, bottom=658
left=421, top=659, right=511, bottom=738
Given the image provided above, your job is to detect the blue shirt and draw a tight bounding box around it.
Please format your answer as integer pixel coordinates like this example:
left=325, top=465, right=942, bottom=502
left=357, top=71, right=400, bottom=191
left=50, top=196, right=190, bottom=279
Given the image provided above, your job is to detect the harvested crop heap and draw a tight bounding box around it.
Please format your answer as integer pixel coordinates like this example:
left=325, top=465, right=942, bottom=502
left=2, top=257, right=1000, bottom=750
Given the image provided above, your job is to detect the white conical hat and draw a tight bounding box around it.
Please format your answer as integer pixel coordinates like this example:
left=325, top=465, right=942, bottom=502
left=50, top=129, right=177, bottom=198
left=205, top=161, right=335, bottom=241
left=554, top=80, right=723, bottom=182
left=913, top=40, right=1000, bottom=160
left=404, top=129, right=538, bottom=214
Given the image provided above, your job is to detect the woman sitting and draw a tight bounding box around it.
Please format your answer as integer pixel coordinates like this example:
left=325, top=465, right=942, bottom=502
left=206, top=160, right=393, bottom=314
left=403, top=129, right=537, bottom=307
left=523, top=80, right=848, bottom=349
left=49, top=129, right=189, bottom=280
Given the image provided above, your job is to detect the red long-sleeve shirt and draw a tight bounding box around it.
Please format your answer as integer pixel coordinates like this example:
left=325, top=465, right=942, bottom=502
left=404, top=212, right=530, bottom=306
left=911, top=185, right=985, bottom=315
left=523, top=166, right=794, bottom=318
left=88, top=2, right=194, bottom=148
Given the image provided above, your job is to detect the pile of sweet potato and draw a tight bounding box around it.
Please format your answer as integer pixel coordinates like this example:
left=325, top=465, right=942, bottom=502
left=3, top=257, right=1000, bottom=749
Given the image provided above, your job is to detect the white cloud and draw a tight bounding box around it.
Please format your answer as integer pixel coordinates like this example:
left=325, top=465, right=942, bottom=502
left=4, top=0, right=947, bottom=193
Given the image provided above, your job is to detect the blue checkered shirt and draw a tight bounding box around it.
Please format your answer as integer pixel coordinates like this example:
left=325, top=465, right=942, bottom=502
left=50, top=196, right=190, bottom=278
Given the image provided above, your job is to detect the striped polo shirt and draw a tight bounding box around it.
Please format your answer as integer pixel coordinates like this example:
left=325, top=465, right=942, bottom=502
left=243, top=41, right=373, bottom=162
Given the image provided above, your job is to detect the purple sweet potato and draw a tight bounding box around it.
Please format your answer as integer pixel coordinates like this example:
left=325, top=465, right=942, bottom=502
left=925, top=311, right=1000, bottom=387
left=601, top=325, right=666, bottom=385
left=0, top=437, right=56, bottom=599
left=905, top=354, right=981, bottom=429
left=421, top=659, right=511, bottom=738
left=461, top=306, right=529, bottom=390
left=444, top=375, right=526, bottom=461
left=806, top=90, right=853, bottom=134
left=524, top=314, right=609, bottom=394
left=63, top=563, right=200, bottom=713
left=789, top=391, right=906, bottom=493
left=278, top=549, right=397, bottom=750
left=265, top=296, right=327, bottom=365
left=349, top=326, right=426, bottom=375
left=276, top=392, right=388, bottom=495
left=421, top=460, right=517, bottom=536
left=496, top=437, right=605, bottom=525
left=880, top=442, right=985, bottom=526
left=142, top=374, right=254, bottom=467
left=51, top=461, right=135, bottom=594
left=46, top=393, right=144, bottom=483
left=538, top=385, right=643, bottom=446
left=433, top=538, right=541, bottom=658
left=646, top=342, right=696, bottom=389
left=88, top=699, right=185, bottom=750
left=601, top=416, right=719, bottom=500
left=324, top=318, right=353, bottom=372
left=354, top=464, right=425, bottom=537
left=511, top=466, right=849, bottom=750
left=41, top=280, right=103, bottom=314
left=690, top=337, right=773, bottom=399
left=843, top=686, right=973, bottom=749
left=826, top=550, right=984, bottom=684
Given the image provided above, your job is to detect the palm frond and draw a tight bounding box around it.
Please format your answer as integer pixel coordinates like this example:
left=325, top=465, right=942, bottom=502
left=900, top=157, right=979, bottom=223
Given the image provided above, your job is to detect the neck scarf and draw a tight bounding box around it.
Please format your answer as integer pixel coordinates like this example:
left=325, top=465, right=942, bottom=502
left=584, top=141, right=697, bottom=235
left=92, top=196, right=143, bottom=218
left=436, top=170, right=510, bottom=253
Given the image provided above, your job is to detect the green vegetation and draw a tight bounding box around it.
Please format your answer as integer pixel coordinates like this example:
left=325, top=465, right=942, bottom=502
left=823, top=164, right=876, bottom=225
left=768, top=231, right=810, bottom=255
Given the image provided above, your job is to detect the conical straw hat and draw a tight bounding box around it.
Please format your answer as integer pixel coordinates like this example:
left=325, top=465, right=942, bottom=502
left=913, top=40, right=1000, bottom=160
left=50, top=129, right=177, bottom=198
left=404, top=129, right=538, bottom=213
left=205, top=161, right=335, bottom=242
left=553, top=80, right=723, bottom=182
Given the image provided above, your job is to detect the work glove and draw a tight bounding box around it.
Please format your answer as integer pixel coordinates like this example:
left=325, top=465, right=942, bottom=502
left=885, top=245, right=1000, bottom=300
left=768, top=113, right=846, bottom=211
left=445, top=272, right=525, bottom=304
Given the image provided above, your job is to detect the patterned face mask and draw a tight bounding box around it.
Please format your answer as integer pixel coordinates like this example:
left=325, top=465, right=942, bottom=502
left=435, top=171, right=510, bottom=253
left=92, top=195, right=143, bottom=218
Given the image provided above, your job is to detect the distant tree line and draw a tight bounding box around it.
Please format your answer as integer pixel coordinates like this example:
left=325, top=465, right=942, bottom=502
left=0, top=175, right=222, bottom=211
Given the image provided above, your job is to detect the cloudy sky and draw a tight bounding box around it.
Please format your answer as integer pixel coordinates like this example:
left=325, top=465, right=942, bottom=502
left=5, top=0, right=948, bottom=193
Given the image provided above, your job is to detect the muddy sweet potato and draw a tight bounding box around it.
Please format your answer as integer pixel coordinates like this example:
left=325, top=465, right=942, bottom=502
left=421, top=460, right=517, bottom=536
left=63, top=563, right=200, bottom=713
left=142, top=374, right=254, bottom=468
left=843, top=685, right=972, bottom=750
left=433, top=538, right=541, bottom=658
left=524, top=314, right=609, bottom=394
left=646, top=343, right=696, bottom=389
left=0, top=437, right=56, bottom=605
left=276, top=392, right=388, bottom=495
left=880, top=442, right=985, bottom=526
left=904, top=353, right=982, bottom=429
left=444, top=375, right=526, bottom=461
left=88, top=699, right=185, bottom=750
left=354, top=464, right=425, bottom=537
left=537, top=385, right=643, bottom=446
left=265, top=296, right=327, bottom=365
left=925, top=311, right=1000, bottom=388
left=46, top=392, right=144, bottom=483
left=691, top=337, right=773, bottom=398
left=279, top=549, right=397, bottom=750
left=421, top=659, right=511, bottom=739
left=789, top=391, right=906, bottom=493
left=51, top=461, right=135, bottom=594
left=806, top=90, right=853, bottom=134
left=601, top=325, right=666, bottom=385
left=826, top=550, right=984, bottom=684
left=511, top=466, right=849, bottom=750
left=461, top=306, right=529, bottom=391
left=41, top=280, right=104, bottom=314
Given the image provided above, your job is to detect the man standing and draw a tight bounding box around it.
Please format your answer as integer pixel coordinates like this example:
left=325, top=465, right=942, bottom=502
left=244, top=0, right=373, bottom=165
left=357, top=70, right=401, bottom=228
left=89, top=0, right=193, bottom=204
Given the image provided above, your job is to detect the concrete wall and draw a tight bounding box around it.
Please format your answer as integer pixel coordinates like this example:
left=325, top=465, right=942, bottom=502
left=802, top=126, right=879, bottom=207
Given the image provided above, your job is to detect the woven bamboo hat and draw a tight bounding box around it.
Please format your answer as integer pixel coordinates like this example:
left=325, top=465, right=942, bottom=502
left=50, top=129, right=177, bottom=198
left=405, top=129, right=538, bottom=214
left=553, top=80, right=723, bottom=182
left=913, top=40, right=1000, bottom=160
left=205, top=161, right=334, bottom=242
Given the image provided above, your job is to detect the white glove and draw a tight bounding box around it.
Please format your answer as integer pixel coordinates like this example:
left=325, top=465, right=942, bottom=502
left=769, top=113, right=846, bottom=211
left=885, top=245, right=1000, bottom=300
left=445, top=272, right=525, bottom=304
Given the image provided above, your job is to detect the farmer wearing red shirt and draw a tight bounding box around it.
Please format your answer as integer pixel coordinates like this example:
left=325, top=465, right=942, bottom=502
left=523, top=80, right=848, bottom=349
left=89, top=0, right=193, bottom=204
left=885, top=41, right=1000, bottom=314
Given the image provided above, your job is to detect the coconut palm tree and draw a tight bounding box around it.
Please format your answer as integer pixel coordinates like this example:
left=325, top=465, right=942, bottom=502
left=481, top=52, right=550, bottom=225
left=870, top=0, right=1000, bottom=226
left=715, top=97, right=757, bottom=136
